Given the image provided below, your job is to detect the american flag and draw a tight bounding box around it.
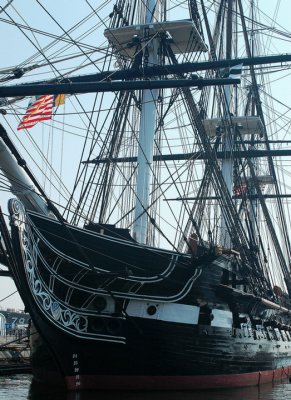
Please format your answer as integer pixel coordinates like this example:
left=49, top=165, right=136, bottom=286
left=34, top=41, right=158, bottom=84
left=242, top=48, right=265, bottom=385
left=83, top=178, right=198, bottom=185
left=17, top=94, right=64, bottom=131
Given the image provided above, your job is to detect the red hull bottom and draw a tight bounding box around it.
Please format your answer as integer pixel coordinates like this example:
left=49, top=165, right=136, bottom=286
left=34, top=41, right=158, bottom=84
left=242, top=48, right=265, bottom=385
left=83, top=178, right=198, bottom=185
left=65, top=366, right=291, bottom=391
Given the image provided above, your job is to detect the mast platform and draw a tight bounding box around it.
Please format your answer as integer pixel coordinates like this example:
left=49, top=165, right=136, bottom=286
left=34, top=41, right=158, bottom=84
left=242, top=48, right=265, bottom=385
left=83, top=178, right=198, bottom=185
left=104, top=20, right=207, bottom=58
left=203, top=116, right=264, bottom=137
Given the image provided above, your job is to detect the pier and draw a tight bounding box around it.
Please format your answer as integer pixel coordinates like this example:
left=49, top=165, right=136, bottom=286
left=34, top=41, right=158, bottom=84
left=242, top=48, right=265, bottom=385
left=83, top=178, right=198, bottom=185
left=0, top=334, right=31, bottom=375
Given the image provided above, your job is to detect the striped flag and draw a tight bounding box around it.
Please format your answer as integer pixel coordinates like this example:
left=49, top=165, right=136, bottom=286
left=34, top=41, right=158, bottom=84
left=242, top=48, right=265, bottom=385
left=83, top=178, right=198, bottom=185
left=222, top=64, right=243, bottom=80
left=17, top=94, right=65, bottom=131
left=228, top=64, right=243, bottom=79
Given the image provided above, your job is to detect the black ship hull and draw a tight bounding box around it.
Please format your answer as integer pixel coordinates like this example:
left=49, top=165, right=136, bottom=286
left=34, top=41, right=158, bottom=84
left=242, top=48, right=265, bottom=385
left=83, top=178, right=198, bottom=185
left=7, top=200, right=291, bottom=391
left=31, top=316, right=291, bottom=391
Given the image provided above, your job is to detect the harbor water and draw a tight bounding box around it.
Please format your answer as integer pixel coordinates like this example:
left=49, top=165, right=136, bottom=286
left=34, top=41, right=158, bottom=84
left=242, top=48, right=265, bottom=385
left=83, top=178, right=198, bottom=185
left=0, top=375, right=291, bottom=400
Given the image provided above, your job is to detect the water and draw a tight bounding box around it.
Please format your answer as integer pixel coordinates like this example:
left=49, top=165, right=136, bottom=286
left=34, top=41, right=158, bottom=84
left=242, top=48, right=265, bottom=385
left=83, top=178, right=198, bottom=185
left=0, top=375, right=291, bottom=400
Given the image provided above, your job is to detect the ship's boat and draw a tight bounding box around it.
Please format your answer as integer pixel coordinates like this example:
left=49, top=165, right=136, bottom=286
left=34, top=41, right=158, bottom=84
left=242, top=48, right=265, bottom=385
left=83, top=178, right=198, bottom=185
left=1, top=0, right=291, bottom=391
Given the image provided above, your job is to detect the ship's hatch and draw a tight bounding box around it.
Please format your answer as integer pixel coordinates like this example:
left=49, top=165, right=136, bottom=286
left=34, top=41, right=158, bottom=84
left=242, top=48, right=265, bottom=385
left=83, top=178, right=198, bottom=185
left=84, top=222, right=135, bottom=242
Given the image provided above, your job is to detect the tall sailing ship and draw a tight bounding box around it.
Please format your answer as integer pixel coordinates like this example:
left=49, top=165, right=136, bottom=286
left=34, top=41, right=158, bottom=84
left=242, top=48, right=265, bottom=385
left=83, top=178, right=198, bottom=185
left=1, top=0, right=291, bottom=391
